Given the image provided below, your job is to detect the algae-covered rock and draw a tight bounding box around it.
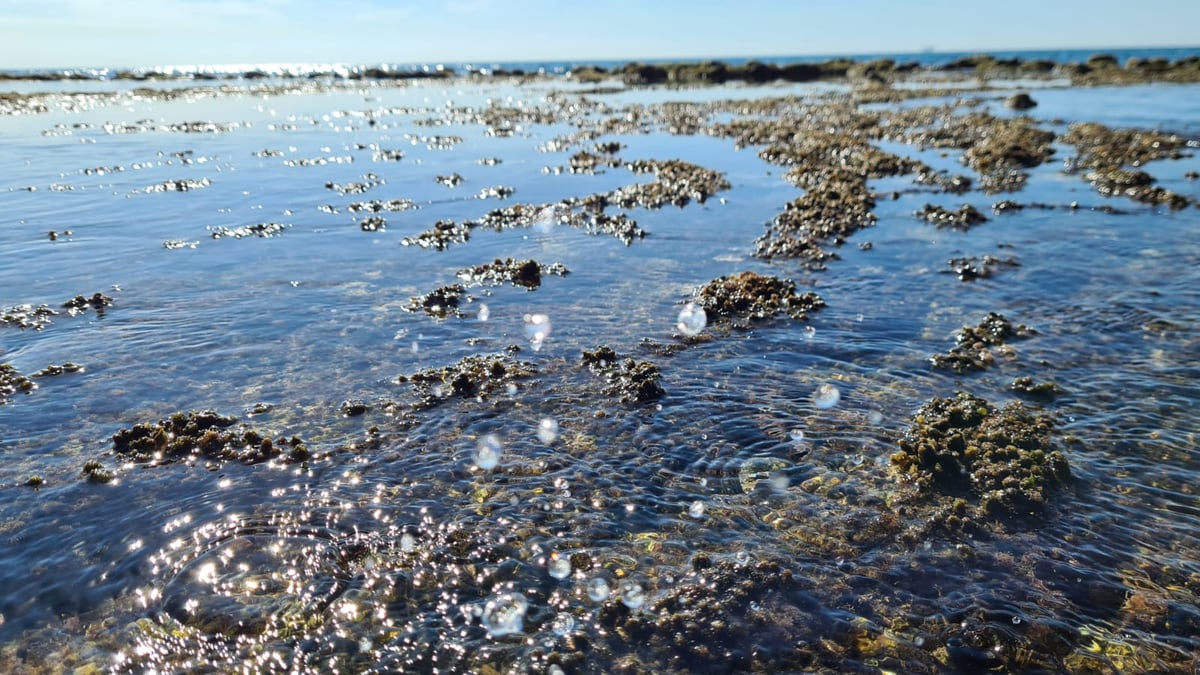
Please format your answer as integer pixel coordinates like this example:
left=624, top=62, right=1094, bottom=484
left=0, top=363, right=36, bottom=404
left=112, top=410, right=307, bottom=465
left=891, top=392, right=1071, bottom=523
left=456, top=258, right=569, bottom=290
left=582, top=345, right=665, bottom=403
left=916, top=203, right=988, bottom=230
left=405, top=284, right=472, bottom=318
left=397, top=348, right=537, bottom=406
left=931, top=312, right=1034, bottom=372
left=693, top=271, right=824, bottom=325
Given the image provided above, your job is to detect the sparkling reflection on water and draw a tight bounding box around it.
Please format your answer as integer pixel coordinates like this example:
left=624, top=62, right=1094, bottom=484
left=0, top=75, right=1198, bottom=672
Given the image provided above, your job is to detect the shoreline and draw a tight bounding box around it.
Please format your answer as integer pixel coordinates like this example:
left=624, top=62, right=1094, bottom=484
left=2, top=51, right=1199, bottom=86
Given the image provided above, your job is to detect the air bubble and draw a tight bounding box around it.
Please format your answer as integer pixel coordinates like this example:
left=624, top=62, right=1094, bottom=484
left=676, top=303, right=707, bottom=337
left=477, top=303, right=490, bottom=322
left=586, top=577, right=609, bottom=602
left=734, top=550, right=751, bottom=566
left=481, top=592, right=528, bottom=637
left=687, top=500, right=705, bottom=518
left=473, top=434, right=503, bottom=471
left=867, top=410, right=884, bottom=426
left=399, top=532, right=415, bottom=553
left=537, top=418, right=559, bottom=444
left=812, top=383, right=841, bottom=409
left=548, top=553, right=571, bottom=580
left=619, top=580, right=645, bottom=609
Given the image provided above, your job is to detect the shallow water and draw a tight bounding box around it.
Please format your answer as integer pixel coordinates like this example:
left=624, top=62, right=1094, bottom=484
left=2, top=74, right=1199, bottom=673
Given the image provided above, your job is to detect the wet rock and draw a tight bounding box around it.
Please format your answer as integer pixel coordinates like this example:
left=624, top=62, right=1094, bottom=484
left=163, top=239, right=198, bottom=250
left=693, top=271, right=825, bottom=326
left=1009, top=376, right=1065, bottom=402
left=931, top=312, right=1034, bottom=372
left=2, top=304, right=58, bottom=330
left=326, top=173, right=384, bottom=194
left=917, top=204, right=988, bottom=230
left=568, top=150, right=620, bottom=174
left=891, top=391, right=1072, bottom=523
left=1061, top=122, right=1194, bottom=207
left=477, top=185, right=515, bottom=199
left=62, top=292, right=113, bottom=317
left=582, top=345, right=665, bottom=403
left=435, top=173, right=464, bottom=187
left=401, top=219, right=471, bottom=250
left=209, top=223, right=289, bottom=239
left=1, top=363, right=37, bottom=404
left=405, top=284, right=472, bottom=318
left=348, top=198, right=416, bottom=213
left=397, top=348, right=536, bottom=405
left=944, top=255, right=1019, bottom=281
left=30, top=362, right=83, bottom=377
left=580, top=212, right=645, bottom=244
left=339, top=399, right=369, bottom=416
left=144, top=178, right=211, bottom=193
left=111, top=410, right=307, bottom=465
left=1085, top=168, right=1191, bottom=209
left=608, top=158, right=731, bottom=209
left=915, top=170, right=973, bottom=193
left=360, top=216, right=385, bottom=232
left=456, top=258, right=568, bottom=290
left=81, top=459, right=114, bottom=484
left=1005, top=92, right=1037, bottom=110
left=372, top=148, right=405, bottom=162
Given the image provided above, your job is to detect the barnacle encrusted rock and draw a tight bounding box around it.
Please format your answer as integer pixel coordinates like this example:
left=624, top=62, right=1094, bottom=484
left=891, top=392, right=1071, bottom=523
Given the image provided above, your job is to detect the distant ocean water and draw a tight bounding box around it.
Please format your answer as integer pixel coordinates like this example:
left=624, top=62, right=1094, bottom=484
left=3, top=45, right=1198, bottom=79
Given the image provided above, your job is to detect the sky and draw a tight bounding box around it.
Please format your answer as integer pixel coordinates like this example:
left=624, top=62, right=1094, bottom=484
left=1, top=0, right=1198, bottom=70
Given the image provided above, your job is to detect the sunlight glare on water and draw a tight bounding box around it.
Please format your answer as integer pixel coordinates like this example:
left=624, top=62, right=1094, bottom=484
left=523, top=313, right=551, bottom=351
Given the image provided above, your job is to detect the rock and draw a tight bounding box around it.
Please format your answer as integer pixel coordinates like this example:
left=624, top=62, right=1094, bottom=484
left=1005, top=92, right=1037, bottom=110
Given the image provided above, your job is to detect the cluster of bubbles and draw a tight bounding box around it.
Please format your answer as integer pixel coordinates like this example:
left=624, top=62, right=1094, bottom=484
left=676, top=302, right=707, bottom=337
left=523, top=313, right=551, bottom=351
left=472, top=434, right=503, bottom=471
left=618, top=580, right=646, bottom=609
left=586, top=577, right=610, bottom=602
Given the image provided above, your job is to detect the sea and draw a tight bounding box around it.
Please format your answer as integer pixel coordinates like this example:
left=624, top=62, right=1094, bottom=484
left=1, top=47, right=1198, bottom=672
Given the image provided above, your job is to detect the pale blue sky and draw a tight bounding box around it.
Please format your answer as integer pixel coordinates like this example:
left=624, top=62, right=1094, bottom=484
left=2, top=0, right=1197, bottom=69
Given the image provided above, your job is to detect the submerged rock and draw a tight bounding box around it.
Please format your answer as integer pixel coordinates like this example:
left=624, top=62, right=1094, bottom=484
left=401, top=219, right=471, bottom=250
left=891, top=392, right=1072, bottom=523
left=917, top=203, right=988, bottom=230
left=397, top=348, right=536, bottom=406
left=2, top=303, right=58, bottom=330
left=1, top=363, right=36, bottom=403
left=944, top=254, right=1019, bottom=281
left=111, top=410, right=308, bottom=465
left=582, top=345, right=665, bottom=403
left=405, top=284, right=473, bottom=318
left=209, top=223, right=289, bottom=239
left=931, top=312, right=1034, bottom=372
